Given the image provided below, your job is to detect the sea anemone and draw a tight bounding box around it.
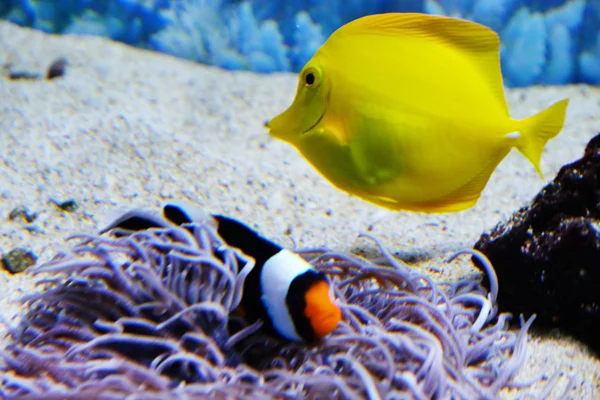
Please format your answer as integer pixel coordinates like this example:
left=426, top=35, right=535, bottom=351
left=0, top=210, right=560, bottom=398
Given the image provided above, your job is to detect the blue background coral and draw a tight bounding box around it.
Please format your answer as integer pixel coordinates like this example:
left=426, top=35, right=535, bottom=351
left=1, top=0, right=599, bottom=86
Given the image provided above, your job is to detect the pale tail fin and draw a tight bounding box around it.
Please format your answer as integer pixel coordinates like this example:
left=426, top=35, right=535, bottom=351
left=515, top=98, right=569, bottom=178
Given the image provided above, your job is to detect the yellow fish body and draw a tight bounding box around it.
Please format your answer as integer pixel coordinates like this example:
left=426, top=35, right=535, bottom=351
left=266, top=13, right=569, bottom=213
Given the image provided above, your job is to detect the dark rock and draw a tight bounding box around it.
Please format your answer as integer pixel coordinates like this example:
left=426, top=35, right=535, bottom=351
left=474, top=133, right=600, bottom=354
left=2, top=248, right=37, bottom=274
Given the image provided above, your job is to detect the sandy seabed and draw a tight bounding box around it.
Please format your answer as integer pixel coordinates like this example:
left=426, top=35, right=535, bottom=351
left=0, top=21, right=599, bottom=398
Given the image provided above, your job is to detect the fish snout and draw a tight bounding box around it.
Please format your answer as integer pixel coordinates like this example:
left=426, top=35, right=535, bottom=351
left=311, top=305, right=342, bottom=340
left=263, top=118, right=280, bottom=138
left=304, top=280, right=342, bottom=340
left=264, top=118, right=286, bottom=140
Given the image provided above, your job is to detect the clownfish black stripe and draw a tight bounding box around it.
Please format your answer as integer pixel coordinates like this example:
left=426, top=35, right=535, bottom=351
left=107, top=215, right=166, bottom=233
left=212, top=214, right=280, bottom=267
left=163, top=204, right=195, bottom=226
left=211, top=214, right=282, bottom=337
left=102, top=201, right=342, bottom=343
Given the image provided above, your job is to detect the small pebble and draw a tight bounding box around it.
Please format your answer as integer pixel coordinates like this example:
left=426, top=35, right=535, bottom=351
left=51, top=199, right=79, bottom=212
left=7, top=71, right=41, bottom=80
left=46, top=57, right=68, bottom=80
left=2, top=248, right=37, bottom=274
left=8, top=206, right=37, bottom=223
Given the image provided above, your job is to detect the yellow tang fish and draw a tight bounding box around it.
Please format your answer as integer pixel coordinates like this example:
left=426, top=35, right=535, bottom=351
left=266, top=13, right=569, bottom=213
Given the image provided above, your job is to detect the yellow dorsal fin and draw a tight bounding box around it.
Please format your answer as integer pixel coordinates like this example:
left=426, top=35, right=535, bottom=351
left=333, top=13, right=508, bottom=114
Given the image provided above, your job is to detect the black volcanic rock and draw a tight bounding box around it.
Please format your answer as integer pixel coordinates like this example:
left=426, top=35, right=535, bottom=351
left=474, top=133, right=600, bottom=354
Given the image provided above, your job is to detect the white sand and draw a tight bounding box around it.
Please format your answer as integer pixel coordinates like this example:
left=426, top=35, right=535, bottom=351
left=0, top=22, right=599, bottom=397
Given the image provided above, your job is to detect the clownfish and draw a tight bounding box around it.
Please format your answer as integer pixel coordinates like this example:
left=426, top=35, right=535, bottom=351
left=101, top=201, right=342, bottom=343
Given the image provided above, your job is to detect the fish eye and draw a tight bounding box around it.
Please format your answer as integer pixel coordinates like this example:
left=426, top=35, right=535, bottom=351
left=303, top=68, right=320, bottom=88
left=305, top=72, right=315, bottom=85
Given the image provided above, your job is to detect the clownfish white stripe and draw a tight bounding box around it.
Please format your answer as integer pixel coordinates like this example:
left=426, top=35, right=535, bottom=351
left=260, top=249, right=313, bottom=342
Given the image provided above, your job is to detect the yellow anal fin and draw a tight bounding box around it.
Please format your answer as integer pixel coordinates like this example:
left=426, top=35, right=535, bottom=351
left=361, top=149, right=508, bottom=213
left=358, top=192, right=479, bottom=213
left=428, top=149, right=510, bottom=212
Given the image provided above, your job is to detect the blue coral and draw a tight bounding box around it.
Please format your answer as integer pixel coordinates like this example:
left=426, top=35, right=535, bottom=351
left=1, top=0, right=600, bottom=86
left=289, top=11, right=324, bottom=72
left=147, top=1, right=289, bottom=72
left=501, top=8, right=547, bottom=87
left=2, top=0, right=168, bottom=45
